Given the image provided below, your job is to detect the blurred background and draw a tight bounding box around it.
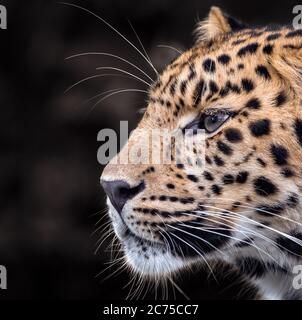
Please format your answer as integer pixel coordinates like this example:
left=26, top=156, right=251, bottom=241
left=1, top=0, right=299, bottom=299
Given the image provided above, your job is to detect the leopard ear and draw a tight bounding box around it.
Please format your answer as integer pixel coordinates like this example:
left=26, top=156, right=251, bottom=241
left=195, top=6, right=246, bottom=42
left=269, top=41, right=302, bottom=97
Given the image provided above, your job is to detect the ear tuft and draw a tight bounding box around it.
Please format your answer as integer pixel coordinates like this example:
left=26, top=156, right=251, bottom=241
left=195, top=6, right=246, bottom=43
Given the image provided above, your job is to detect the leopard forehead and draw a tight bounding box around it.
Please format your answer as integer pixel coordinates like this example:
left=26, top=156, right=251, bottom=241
left=144, top=26, right=300, bottom=129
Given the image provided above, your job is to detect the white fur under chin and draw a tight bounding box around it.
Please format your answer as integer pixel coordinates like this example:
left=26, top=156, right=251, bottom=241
left=122, top=235, right=187, bottom=277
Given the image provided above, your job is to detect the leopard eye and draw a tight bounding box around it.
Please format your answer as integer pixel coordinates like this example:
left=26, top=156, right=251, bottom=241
left=183, top=110, right=232, bottom=134
left=203, top=113, right=230, bottom=133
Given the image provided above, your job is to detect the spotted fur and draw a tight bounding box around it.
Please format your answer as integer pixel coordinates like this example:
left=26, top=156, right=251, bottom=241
left=101, top=7, right=302, bottom=300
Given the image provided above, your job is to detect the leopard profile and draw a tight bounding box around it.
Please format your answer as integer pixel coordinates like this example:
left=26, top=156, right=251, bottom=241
left=101, top=7, right=302, bottom=300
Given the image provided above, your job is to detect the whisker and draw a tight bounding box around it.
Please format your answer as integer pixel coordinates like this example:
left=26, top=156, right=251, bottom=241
left=196, top=196, right=302, bottom=228
left=167, top=216, right=226, bottom=258
left=167, top=276, right=190, bottom=300
left=94, top=211, right=109, bottom=226
left=94, top=230, right=115, bottom=254
left=140, top=277, right=152, bottom=300
left=157, top=44, right=183, bottom=55
left=201, top=203, right=302, bottom=253
left=189, top=207, right=284, bottom=250
left=103, top=255, right=124, bottom=265
left=64, top=74, right=136, bottom=93
left=91, top=88, right=148, bottom=112
left=91, top=219, right=111, bottom=237
left=94, top=225, right=113, bottom=244
left=128, top=21, right=153, bottom=66
left=59, top=2, right=159, bottom=76
left=124, top=274, right=138, bottom=299
left=187, top=210, right=288, bottom=260
left=64, top=73, right=130, bottom=94
left=161, top=225, right=217, bottom=280
left=88, top=207, right=108, bottom=219
left=84, top=87, right=126, bottom=104
left=174, top=218, right=281, bottom=266
left=100, top=260, right=128, bottom=283
left=65, top=52, right=154, bottom=82
left=95, top=67, right=151, bottom=86
left=95, top=256, right=125, bottom=278
left=153, top=213, right=176, bottom=254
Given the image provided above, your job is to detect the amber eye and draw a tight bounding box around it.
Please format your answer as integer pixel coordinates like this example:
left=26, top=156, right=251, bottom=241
left=203, top=113, right=230, bottom=133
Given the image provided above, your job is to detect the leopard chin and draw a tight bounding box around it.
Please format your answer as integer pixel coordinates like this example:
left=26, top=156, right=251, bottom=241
left=107, top=201, right=195, bottom=277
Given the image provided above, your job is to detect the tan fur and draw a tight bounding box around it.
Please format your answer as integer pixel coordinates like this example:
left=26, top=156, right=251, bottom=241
left=270, top=45, right=302, bottom=98
left=101, top=7, right=302, bottom=299
left=195, top=6, right=232, bottom=42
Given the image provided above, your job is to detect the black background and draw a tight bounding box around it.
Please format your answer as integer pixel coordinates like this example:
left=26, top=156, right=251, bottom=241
left=0, top=0, right=300, bottom=299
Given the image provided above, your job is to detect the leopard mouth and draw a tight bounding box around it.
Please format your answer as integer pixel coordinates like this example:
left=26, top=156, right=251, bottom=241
left=107, top=204, right=234, bottom=277
left=107, top=201, right=163, bottom=247
left=106, top=202, right=192, bottom=276
left=120, top=220, right=163, bottom=248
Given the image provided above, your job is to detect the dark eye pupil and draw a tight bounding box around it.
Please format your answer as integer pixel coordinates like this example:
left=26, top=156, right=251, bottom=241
left=210, top=115, right=218, bottom=123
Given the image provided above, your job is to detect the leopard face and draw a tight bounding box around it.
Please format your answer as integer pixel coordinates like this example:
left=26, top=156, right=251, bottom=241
left=101, top=7, right=302, bottom=281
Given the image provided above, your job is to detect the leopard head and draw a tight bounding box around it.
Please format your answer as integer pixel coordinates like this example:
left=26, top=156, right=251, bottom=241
left=101, top=7, right=302, bottom=279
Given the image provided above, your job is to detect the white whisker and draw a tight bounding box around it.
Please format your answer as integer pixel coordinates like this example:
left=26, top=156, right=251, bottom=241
left=161, top=225, right=217, bottom=280
left=59, top=2, right=159, bottom=76
left=65, top=52, right=154, bottom=82
left=91, top=88, right=148, bottom=112
left=95, top=66, right=151, bottom=86
left=128, top=21, right=153, bottom=66
left=167, top=276, right=190, bottom=300
left=157, top=44, right=183, bottom=55
left=173, top=218, right=281, bottom=266
left=84, top=88, right=127, bottom=104
left=201, top=203, right=302, bottom=253
left=65, top=74, right=141, bottom=94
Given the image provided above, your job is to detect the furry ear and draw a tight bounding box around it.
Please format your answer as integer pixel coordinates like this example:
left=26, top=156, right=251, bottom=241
left=195, top=6, right=246, bottom=42
left=269, top=42, right=302, bottom=97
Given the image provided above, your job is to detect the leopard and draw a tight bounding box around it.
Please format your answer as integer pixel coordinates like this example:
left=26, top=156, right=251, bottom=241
left=100, top=6, right=302, bottom=300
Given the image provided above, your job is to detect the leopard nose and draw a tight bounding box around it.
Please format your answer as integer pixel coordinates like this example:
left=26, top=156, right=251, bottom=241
left=101, top=180, right=145, bottom=214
